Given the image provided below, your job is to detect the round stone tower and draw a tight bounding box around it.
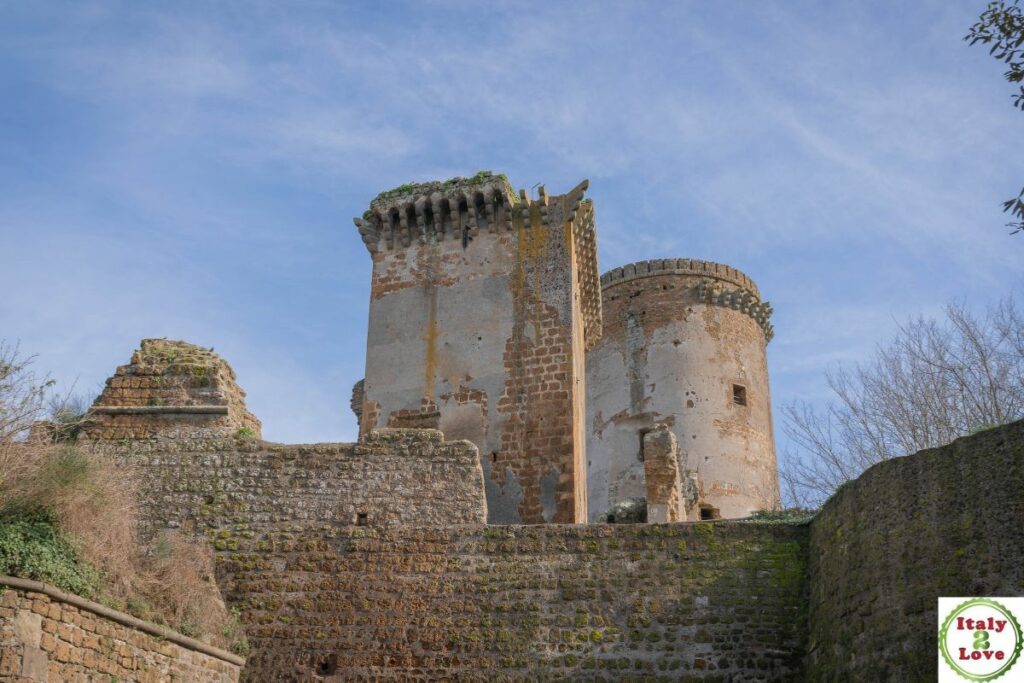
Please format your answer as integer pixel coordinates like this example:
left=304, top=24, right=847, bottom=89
left=585, top=258, right=779, bottom=521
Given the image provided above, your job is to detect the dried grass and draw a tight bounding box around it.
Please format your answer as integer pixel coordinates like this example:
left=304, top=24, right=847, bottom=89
left=1, top=342, right=248, bottom=651
left=1, top=428, right=241, bottom=651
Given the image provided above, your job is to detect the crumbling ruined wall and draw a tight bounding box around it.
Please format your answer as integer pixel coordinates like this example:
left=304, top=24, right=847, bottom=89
left=643, top=425, right=686, bottom=523
left=807, top=419, right=1024, bottom=682
left=0, top=577, right=242, bottom=683
left=76, top=337, right=1024, bottom=682
left=216, top=522, right=807, bottom=681
left=586, top=259, right=778, bottom=521
left=82, top=339, right=488, bottom=538
left=356, top=174, right=601, bottom=524
left=82, top=339, right=261, bottom=441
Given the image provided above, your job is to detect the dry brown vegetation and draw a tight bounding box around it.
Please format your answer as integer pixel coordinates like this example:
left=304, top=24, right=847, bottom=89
left=0, top=341, right=246, bottom=653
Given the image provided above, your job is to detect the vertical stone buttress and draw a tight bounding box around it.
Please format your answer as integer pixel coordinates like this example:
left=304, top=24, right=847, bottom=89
left=355, top=174, right=601, bottom=524
left=585, top=259, right=779, bottom=520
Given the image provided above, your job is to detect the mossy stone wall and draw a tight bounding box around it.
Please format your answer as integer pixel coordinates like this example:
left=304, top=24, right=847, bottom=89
left=99, top=429, right=487, bottom=541
left=807, top=420, right=1024, bottom=682
left=217, top=522, right=807, bottom=682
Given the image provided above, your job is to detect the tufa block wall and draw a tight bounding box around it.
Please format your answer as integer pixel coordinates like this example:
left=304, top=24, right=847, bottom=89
left=216, top=522, right=807, bottom=682
left=78, top=339, right=1024, bottom=681
left=356, top=174, right=600, bottom=524
left=806, top=420, right=1024, bottom=682
left=587, top=259, right=779, bottom=521
left=0, top=578, right=242, bottom=683
left=94, top=428, right=486, bottom=541
left=82, top=339, right=261, bottom=441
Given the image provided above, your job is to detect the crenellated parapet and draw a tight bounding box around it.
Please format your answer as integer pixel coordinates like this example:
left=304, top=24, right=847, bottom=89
left=354, top=172, right=516, bottom=252
left=600, top=258, right=760, bottom=298
left=601, top=258, right=772, bottom=342
left=353, top=172, right=594, bottom=254
left=355, top=172, right=601, bottom=349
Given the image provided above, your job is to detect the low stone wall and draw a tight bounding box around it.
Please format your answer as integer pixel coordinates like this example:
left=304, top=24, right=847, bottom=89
left=806, top=420, right=1024, bottom=681
left=0, top=576, right=242, bottom=683
left=216, top=521, right=807, bottom=681
left=96, top=428, right=487, bottom=539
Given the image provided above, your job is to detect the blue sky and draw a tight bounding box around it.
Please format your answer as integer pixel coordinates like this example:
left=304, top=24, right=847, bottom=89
left=1, top=1, right=1022, bottom=447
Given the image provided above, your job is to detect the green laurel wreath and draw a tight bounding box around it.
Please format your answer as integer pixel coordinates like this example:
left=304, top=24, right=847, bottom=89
left=939, top=598, right=1024, bottom=682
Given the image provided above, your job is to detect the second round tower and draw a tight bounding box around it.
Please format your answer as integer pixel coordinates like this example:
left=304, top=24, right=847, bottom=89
left=585, top=258, right=780, bottom=521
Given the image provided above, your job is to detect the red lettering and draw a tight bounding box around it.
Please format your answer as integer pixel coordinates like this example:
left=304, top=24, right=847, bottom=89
left=956, top=647, right=1005, bottom=661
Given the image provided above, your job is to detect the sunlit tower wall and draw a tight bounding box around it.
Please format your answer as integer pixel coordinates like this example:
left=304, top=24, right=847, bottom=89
left=354, top=173, right=602, bottom=524
left=585, top=259, right=779, bottom=521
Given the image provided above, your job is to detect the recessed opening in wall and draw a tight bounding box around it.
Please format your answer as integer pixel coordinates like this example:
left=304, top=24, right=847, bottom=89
left=491, top=451, right=498, bottom=463
left=314, top=653, right=338, bottom=676
left=699, top=504, right=721, bottom=520
left=637, top=427, right=652, bottom=462
left=732, top=384, right=747, bottom=406
left=356, top=512, right=368, bottom=526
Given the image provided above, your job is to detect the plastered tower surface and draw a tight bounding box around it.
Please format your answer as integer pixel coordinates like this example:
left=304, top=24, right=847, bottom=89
left=355, top=173, right=601, bottom=524
left=586, top=259, right=779, bottom=521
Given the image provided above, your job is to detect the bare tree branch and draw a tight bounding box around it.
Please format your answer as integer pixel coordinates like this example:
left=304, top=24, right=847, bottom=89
left=781, top=297, right=1024, bottom=507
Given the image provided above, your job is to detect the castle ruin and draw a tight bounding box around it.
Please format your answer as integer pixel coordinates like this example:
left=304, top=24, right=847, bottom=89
left=8, top=173, right=1015, bottom=682
left=352, top=172, right=777, bottom=525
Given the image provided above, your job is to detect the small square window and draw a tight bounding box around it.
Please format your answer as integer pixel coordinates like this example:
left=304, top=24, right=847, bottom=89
left=356, top=512, right=368, bottom=526
left=732, top=384, right=747, bottom=406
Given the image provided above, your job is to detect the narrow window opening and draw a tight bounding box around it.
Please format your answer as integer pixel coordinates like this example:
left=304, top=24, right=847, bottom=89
left=356, top=512, right=368, bottom=526
left=491, top=452, right=498, bottom=463
left=314, top=653, right=338, bottom=675
left=732, top=384, right=747, bottom=406
left=700, top=505, right=721, bottom=520
left=637, top=428, right=652, bottom=462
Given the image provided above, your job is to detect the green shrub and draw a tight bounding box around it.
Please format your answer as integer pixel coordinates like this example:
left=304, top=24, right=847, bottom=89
left=0, top=508, right=99, bottom=596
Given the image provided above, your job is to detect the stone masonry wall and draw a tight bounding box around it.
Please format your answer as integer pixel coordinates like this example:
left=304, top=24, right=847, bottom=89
left=216, top=522, right=807, bottom=681
left=807, top=420, right=1024, bottom=682
left=91, top=428, right=486, bottom=541
left=83, top=339, right=261, bottom=441
left=0, top=578, right=241, bottom=683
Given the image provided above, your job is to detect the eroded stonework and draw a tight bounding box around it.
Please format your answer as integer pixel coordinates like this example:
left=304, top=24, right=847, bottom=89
left=73, top=333, right=1024, bottom=682
left=586, top=259, right=780, bottom=521
left=82, top=339, right=261, bottom=441
left=356, top=175, right=599, bottom=524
